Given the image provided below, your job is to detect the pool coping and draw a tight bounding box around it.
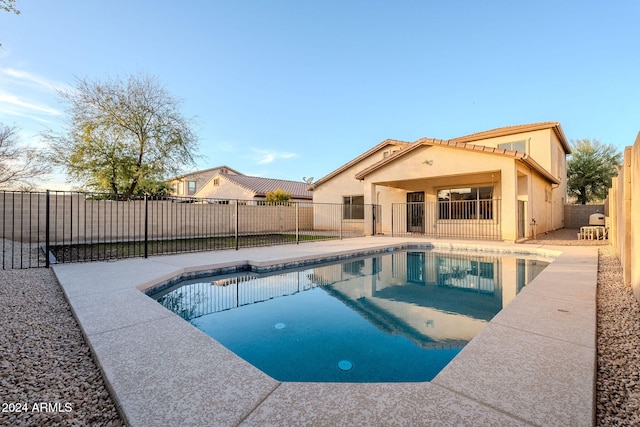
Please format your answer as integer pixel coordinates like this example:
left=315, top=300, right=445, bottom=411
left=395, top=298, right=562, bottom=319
left=51, top=237, right=597, bottom=426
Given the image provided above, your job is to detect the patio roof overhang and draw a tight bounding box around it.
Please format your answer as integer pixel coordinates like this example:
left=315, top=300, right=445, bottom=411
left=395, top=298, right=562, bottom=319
left=354, top=138, right=560, bottom=185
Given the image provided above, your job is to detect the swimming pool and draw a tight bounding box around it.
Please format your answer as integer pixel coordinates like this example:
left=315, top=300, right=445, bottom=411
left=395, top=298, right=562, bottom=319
left=148, top=248, right=549, bottom=382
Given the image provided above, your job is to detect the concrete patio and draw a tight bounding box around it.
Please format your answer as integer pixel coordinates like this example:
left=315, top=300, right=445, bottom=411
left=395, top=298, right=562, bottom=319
left=51, top=237, right=598, bottom=426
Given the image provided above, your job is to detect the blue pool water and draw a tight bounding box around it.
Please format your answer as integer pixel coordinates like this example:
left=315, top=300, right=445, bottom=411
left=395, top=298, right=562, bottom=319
left=149, top=249, right=549, bottom=382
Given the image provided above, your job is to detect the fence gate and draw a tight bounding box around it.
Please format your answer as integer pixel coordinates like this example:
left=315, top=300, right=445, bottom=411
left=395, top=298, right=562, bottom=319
left=406, top=192, right=425, bottom=233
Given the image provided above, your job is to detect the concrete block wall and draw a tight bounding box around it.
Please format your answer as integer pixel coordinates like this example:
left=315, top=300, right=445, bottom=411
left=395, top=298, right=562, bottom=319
left=563, top=204, right=605, bottom=229
left=0, top=195, right=316, bottom=244
left=608, top=132, right=640, bottom=305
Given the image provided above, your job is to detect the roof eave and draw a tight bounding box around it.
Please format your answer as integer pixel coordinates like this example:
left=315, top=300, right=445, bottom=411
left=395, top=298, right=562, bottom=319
left=312, top=139, right=411, bottom=189
left=451, top=122, right=571, bottom=154
left=354, top=138, right=560, bottom=185
left=354, top=139, right=439, bottom=180
left=519, top=155, right=561, bottom=185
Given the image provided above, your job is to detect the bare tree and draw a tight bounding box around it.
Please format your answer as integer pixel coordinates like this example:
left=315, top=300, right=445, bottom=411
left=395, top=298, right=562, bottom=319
left=0, top=124, right=49, bottom=189
left=1, top=0, right=19, bottom=14
left=1, top=0, right=20, bottom=49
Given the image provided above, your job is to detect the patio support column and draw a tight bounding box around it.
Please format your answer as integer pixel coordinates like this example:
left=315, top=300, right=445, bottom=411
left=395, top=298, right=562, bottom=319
left=501, top=165, right=518, bottom=242
left=363, top=181, right=377, bottom=236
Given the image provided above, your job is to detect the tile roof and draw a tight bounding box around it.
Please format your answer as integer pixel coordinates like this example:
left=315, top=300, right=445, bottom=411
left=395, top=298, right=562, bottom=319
left=167, top=165, right=243, bottom=181
left=451, top=122, right=571, bottom=154
left=353, top=137, right=560, bottom=184
left=223, top=175, right=313, bottom=199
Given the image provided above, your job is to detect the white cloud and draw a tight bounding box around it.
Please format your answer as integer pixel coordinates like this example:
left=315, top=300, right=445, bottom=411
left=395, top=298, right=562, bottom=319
left=0, top=67, right=69, bottom=92
left=251, top=148, right=297, bottom=164
left=0, top=93, right=61, bottom=116
left=0, top=67, right=65, bottom=126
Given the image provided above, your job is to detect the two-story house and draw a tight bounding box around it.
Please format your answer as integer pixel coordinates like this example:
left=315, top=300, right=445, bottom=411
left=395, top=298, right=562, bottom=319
left=168, top=165, right=242, bottom=197
left=311, top=122, right=570, bottom=242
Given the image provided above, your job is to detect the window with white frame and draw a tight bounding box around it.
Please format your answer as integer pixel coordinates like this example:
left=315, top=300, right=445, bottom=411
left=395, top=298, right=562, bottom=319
left=343, top=195, right=364, bottom=220
left=187, top=181, right=196, bottom=195
left=498, top=140, right=527, bottom=153
left=438, top=187, right=494, bottom=220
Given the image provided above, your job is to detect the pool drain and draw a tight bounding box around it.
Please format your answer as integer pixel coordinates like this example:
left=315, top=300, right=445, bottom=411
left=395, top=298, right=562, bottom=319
left=338, top=360, right=353, bottom=371
left=274, top=323, right=286, bottom=329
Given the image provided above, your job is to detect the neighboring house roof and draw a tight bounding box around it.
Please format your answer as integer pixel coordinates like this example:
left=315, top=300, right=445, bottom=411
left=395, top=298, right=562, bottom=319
left=221, top=175, right=313, bottom=200
left=310, top=139, right=411, bottom=189
left=451, top=121, right=571, bottom=154
left=354, top=137, right=561, bottom=184
left=167, top=165, right=243, bottom=181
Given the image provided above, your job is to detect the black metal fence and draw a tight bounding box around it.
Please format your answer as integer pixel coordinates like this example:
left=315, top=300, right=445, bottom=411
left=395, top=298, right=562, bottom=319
left=391, top=199, right=502, bottom=240
left=0, top=190, right=382, bottom=269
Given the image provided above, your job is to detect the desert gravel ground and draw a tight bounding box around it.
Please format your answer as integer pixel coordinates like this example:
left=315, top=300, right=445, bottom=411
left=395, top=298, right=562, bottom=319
left=0, top=267, right=124, bottom=427
left=0, top=230, right=638, bottom=426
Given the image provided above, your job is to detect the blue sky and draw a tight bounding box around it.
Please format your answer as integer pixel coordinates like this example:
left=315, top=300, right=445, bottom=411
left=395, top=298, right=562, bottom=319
left=1, top=1, right=639, bottom=189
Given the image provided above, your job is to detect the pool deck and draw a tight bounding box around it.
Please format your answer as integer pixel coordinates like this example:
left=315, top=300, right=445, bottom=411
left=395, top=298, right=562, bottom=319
left=51, top=237, right=598, bottom=426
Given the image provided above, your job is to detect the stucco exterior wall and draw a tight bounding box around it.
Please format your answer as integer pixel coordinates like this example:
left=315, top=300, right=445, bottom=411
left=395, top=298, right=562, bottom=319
left=363, top=146, right=506, bottom=188
left=169, top=167, right=240, bottom=196
left=196, top=176, right=255, bottom=200
left=312, top=145, right=394, bottom=204
left=523, top=168, right=565, bottom=235
left=458, top=129, right=565, bottom=177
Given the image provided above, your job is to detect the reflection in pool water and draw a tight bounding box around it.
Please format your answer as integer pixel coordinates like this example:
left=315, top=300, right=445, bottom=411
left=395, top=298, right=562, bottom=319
left=149, top=249, right=549, bottom=382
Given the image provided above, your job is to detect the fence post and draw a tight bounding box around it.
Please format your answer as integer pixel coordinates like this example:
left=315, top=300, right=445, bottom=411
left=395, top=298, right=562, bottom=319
left=144, top=195, right=148, bottom=258
left=339, top=205, right=343, bottom=240
left=235, top=201, right=239, bottom=250
left=45, top=190, right=50, bottom=268
left=296, top=202, right=299, bottom=244
left=372, top=205, right=376, bottom=236
left=391, top=204, right=394, bottom=237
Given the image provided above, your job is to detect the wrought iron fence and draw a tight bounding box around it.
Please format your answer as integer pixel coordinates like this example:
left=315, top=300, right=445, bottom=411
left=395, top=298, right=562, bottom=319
left=1, top=191, right=47, bottom=269
left=391, top=199, right=502, bottom=240
left=0, top=190, right=381, bottom=269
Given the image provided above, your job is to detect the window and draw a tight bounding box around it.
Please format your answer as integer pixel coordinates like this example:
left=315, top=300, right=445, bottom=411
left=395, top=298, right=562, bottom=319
left=213, top=178, right=220, bottom=187
left=471, top=261, right=495, bottom=279
left=498, top=140, right=527, bottom=153
left=187, top=181, right=196, bottom=195
left=438, top=187, right=493, bottom=220
left=382, top=148, right=399, bottom=158
left=343, top=195, right=364, bottom=220
left=342, top=259, right=364, bottom=275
